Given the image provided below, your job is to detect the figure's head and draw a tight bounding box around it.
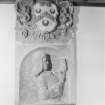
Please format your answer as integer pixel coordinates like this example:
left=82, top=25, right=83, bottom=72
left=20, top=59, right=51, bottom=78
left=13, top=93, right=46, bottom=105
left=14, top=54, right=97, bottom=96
left=42, top=54, right=52, bottom=71
left=33, top=0, right=58, bottom=33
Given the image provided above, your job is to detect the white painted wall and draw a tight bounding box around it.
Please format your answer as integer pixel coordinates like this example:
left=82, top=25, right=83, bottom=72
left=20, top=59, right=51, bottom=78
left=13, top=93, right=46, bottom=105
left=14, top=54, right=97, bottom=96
left=0, top=4, right=104, bottom=105
left=0, top=4, right=15, bottom=105
left=77, top=7, right=104, bottom=105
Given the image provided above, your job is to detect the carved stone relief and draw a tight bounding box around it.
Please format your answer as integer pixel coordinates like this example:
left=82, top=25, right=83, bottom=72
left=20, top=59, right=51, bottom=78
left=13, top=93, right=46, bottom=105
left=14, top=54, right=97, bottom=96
left=19, top=48, right=71, bottom=104
left=15, top=0, right=79, bottom=43
left=15, top=0, right=79, bottom=105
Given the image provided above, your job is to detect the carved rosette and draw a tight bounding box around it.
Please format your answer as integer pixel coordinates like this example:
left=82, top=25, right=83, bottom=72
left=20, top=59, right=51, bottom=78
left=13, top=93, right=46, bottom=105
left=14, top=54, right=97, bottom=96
left=15, top=0, right=79, bottom=43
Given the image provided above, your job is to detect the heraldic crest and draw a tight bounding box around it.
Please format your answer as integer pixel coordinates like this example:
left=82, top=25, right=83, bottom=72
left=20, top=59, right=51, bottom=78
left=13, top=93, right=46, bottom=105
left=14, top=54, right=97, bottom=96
left=16, top=0, right=78, bottom=43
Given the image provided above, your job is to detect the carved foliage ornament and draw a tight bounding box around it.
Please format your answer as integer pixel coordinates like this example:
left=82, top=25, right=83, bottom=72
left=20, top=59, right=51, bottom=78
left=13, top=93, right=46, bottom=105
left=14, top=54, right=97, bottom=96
left=16, top=0, right=79, bottom=43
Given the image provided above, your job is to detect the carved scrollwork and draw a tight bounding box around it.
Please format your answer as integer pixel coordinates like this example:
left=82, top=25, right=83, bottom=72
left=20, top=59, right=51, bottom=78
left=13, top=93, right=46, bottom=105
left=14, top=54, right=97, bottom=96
left=16, top=0, right=32, bottom=25
left=16, top=0, right=79, bottom=43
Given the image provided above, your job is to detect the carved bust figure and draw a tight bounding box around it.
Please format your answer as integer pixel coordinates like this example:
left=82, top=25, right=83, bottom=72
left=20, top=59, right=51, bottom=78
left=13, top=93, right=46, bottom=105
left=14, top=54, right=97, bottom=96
left=36, top=54, right=68, bottom=100
left=19, top=48, right=70, bottom=104
left=16, top=0, right=78, bottom=43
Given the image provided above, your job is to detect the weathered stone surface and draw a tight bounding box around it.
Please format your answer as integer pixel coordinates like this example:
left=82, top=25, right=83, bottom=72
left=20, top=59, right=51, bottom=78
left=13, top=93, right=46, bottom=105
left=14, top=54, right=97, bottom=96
left=19, top=47, right=71, bottom=104
left=15, top=1, right=78, bottom=105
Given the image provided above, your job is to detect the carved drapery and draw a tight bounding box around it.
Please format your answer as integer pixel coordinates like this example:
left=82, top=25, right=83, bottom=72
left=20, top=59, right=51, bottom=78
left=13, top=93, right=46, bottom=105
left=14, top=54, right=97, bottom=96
left=15, top=0, right=79, bottom=105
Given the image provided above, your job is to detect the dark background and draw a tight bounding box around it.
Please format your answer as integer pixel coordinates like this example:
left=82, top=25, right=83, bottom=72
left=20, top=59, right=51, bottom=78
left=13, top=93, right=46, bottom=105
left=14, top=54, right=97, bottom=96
left=0, top=0, right=105, bottom=6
